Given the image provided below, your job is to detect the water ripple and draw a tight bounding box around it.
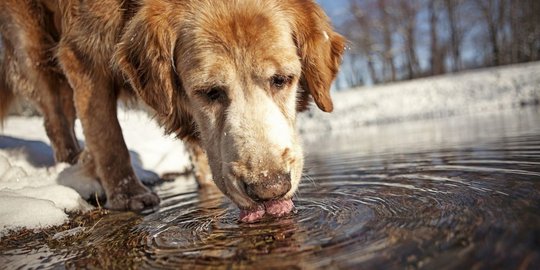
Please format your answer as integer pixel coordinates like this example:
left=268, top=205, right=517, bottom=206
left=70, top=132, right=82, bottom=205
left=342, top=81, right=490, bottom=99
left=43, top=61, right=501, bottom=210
left=135, top=130, right=540, bottom=268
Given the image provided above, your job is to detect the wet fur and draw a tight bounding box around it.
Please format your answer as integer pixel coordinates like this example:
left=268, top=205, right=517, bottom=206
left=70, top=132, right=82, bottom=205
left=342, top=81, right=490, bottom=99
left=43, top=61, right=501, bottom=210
left=0, top=0, right=344, bottom=212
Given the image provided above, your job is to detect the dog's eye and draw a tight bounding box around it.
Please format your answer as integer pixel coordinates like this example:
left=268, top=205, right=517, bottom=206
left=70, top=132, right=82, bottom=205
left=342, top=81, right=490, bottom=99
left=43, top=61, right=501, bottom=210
left=204, top=86, right=226, bottom=102
left=270, top=75, right=292, bottom=90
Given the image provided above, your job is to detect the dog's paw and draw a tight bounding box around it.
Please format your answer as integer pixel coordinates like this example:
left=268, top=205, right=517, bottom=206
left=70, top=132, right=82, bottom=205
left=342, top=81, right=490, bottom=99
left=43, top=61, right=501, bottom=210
left=105, top=184, right=160, bottom=212
left=128, top=191, right=160, bottom=212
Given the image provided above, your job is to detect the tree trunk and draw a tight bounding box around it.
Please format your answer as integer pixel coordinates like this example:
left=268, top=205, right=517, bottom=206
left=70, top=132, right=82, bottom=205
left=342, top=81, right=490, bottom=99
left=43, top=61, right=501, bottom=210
left=400, top=1, right=420, bottom=79
left=444, top=0, right=462, bottom=72
left=378, top=0, right=396, bottom=82
left=429, top=0, right=444, bottom=75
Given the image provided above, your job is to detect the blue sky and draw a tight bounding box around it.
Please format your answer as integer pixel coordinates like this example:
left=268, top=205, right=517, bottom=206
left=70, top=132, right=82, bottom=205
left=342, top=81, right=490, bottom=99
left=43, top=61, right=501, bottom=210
left=316, top=0, right=342, bottom=13
left=316, top=1, right=348, bottom=24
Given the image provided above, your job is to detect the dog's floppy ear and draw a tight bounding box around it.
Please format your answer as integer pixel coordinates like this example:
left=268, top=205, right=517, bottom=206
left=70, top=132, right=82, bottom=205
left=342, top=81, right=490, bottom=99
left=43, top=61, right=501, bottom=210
left=115, top=2, right=178, bottom=116
left=289, top=0, right=345, bottom=112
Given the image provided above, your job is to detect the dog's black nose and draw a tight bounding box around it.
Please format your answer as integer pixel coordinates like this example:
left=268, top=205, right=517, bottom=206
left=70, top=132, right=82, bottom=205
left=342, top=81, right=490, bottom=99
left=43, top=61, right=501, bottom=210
left=246, top=172, right=291, bottom=201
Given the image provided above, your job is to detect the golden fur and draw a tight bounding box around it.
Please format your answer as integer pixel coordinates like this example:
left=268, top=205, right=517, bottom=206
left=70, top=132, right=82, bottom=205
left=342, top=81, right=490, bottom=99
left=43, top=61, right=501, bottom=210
left=0, top=0, right=344, bottom=212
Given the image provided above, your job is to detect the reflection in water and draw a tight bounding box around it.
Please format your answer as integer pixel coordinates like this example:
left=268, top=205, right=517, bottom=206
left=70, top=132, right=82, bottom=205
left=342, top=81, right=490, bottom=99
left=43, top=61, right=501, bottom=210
left=1, top=108, right=540, bottom=269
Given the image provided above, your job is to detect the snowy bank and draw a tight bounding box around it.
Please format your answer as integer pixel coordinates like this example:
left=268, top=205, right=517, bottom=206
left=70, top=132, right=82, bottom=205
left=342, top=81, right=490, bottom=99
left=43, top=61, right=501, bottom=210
left=0, top=155, right=92, bottom=235
left=0, top=111, right=190, bottom=236
left=299, top=62, right=540, bottom=138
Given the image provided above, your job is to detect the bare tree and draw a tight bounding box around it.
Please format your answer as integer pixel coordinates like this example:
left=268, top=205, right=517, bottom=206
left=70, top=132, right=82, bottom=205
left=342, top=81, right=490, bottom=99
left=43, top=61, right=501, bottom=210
left=428, top=0, right=445, bottom=75
left=377, top=0, right=396, bottom=82
left=337, top=0, right=538, bottom=88
left=397, top=1, right=421, bottom=79
left=347, top=0, right=380, bottom=84
left=475, top=0, right=508, bottom=66
left=443, top=0, right=465, bottom=71
left=508, top=0, right=540, bottom=63
left=343, top=52, right=365, bottom=88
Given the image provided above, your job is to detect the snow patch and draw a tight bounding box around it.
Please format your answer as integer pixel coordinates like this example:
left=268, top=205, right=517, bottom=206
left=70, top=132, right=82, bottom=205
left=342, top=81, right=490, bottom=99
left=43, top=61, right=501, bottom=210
left=0, top=154, right=92, bottom=236
left=299, top=62, right=540, bottom=141
left=0, top=110, right=191, bottom=236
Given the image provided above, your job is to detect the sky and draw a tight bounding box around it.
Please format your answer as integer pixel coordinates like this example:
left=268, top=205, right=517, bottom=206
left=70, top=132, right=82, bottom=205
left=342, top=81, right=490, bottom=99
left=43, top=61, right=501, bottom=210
left=316, top=0, right=349, bottom=24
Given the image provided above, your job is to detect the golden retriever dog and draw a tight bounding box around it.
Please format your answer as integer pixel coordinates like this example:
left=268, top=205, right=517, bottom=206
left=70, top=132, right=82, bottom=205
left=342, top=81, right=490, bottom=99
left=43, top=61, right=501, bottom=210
left=0, top=0, right=344, bottom=222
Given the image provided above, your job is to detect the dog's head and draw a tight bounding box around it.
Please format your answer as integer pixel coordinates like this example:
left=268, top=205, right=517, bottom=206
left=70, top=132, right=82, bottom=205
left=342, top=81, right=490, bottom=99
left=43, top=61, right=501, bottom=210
left=116, top=0, right=344, bottom=213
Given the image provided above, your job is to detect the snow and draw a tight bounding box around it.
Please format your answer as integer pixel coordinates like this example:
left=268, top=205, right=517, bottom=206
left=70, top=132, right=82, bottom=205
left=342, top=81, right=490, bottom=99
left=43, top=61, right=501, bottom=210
left=1, top=62, right=539, bottom=236
left=299, top=62, right=540, bottom=140
left=0, top=110, right=190, bottom=236
left=0, top=154, right=92, bottom=235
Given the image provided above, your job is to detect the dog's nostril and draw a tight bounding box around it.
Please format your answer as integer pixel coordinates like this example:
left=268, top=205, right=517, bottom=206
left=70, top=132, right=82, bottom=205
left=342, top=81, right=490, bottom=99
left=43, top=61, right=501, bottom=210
left=245, top=185, right=260, bottom=202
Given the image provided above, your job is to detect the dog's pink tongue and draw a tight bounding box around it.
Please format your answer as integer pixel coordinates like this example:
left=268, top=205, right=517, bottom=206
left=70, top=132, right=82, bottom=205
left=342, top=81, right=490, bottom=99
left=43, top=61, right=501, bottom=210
left=239, top=199, right=294, bottom=223
left=239, top=205, right=266, bottom=223
left=264, top=199, right=294, bottom=217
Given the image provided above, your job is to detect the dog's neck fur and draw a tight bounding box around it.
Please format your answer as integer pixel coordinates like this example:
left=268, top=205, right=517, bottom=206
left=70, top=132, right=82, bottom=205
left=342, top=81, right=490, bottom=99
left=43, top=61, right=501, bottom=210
left=120, top=0, right=142, bottom=25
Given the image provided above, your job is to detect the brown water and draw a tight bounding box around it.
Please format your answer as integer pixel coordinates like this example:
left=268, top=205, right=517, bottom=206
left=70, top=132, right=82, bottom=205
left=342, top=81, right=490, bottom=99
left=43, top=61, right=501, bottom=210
left=2, top=108, right=540, bottom=269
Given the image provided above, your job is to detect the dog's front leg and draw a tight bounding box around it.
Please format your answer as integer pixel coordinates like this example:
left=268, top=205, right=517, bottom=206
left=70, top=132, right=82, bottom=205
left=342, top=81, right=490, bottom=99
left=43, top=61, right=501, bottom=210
left=186, top=141, right=214, bottom=188
left=57, top=45, right=159, bottom=211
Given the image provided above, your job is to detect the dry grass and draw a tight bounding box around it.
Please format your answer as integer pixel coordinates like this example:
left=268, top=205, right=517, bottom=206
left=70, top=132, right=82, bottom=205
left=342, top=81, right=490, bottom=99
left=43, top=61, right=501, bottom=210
left=0, top=207, right=151, bottom=269
left=0, top=208, right=109, bottom=251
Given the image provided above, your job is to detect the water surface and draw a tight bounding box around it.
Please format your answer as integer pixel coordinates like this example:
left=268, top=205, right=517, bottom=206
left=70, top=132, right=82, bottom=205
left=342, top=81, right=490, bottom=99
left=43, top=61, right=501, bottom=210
left=1, top=108, right=540, bottom=269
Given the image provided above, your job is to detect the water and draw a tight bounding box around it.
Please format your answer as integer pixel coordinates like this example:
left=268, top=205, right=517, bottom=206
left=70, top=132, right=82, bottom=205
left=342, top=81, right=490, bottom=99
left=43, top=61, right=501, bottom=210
left=2, top=108, right=540, bottom=269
